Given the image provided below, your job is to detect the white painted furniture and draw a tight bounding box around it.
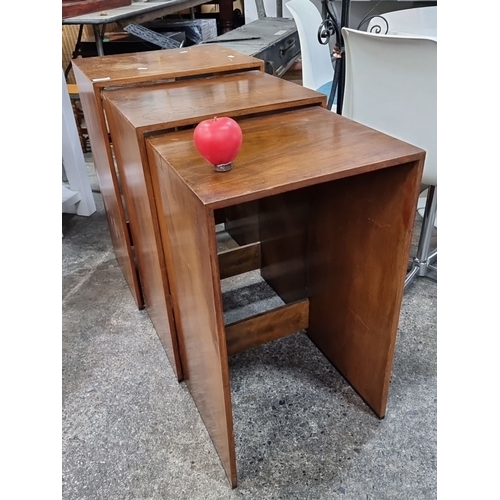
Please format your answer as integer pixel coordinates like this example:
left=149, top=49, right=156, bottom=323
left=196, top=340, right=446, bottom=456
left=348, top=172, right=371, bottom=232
left=286, top=0, right=335, bottom=103
left=342, top=28, right=437, bottom=286
left=367, top=6, right=437, bottom=37
left=62, top=69, right=96, bottom=217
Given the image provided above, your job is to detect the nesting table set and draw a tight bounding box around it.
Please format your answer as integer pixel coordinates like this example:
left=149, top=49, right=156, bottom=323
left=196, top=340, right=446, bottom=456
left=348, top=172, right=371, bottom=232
left=73, top=44, right=425, bottom=487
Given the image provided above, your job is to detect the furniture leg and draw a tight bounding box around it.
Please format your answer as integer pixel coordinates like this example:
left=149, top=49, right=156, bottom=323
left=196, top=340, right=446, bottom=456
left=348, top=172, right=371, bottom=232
left=93, top=24, right=106, bottom=56
left=306, top=162, right=422, bottom=418
left=153, top=159, right=237, bottom=486
left=62, top=70, right=96, bottom=217
left=405, top=185, right=437, bottom=288
left=218, top=0, right=234, bottom=33
left=65, top=24, right=84, bottom=80
left=72, top=64, right=144, bottom=309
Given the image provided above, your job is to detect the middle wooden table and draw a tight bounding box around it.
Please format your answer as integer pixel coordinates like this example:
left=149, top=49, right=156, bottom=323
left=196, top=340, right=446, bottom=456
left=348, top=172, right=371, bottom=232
left=102, top=70, right=327, bottom=381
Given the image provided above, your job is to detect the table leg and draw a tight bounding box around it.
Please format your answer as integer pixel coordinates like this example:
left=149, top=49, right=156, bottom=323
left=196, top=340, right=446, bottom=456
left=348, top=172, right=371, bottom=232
left=73, top=64, right=144, bottom=310
left=93, top=24, right=105, bottom=56
left=65, top=24, right=84, bottom=79
left=152, top=157, right=237, bottom=487
left=306, top=161, right=423, bottom=418
left=218, top=0, right=234, bottom=33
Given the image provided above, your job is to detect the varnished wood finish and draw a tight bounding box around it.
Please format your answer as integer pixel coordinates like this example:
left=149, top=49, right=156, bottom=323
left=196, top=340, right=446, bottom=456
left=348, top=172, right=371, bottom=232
left=218, top=242, right=261, bottom=280
left=147, top=105, right=424, bottom=486
left=101, top=70, right=325, bottom=133
left=72, top=45, right=264, bottom=87
left=72, top=63, right=144, bottom=309
left=305, top=164, right=422, bottom=418
left=62, top=0, right=131, bottom=19
left=223, top=202, right=260, bottom=246
left=259, top=191, right=308, bottom=304
left=101, top=72, right=326, bottom=380
left=147, top=107, right=424, bottom=210
left=225, top=299, right=309, bottom=356
left=103, top=100, right=182, bottom=380
left=71, top=45, right=265, bottom=311
left=148, top=145, right=237, bottom=486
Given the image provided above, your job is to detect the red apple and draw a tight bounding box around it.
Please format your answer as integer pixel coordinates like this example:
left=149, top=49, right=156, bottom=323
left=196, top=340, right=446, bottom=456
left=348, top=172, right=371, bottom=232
left=193, top=116, right=243, bottom=171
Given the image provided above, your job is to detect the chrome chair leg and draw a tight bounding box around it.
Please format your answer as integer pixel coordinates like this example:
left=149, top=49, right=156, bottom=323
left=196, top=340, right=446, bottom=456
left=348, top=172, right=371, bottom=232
left=405, top=186, right=437, bottom=289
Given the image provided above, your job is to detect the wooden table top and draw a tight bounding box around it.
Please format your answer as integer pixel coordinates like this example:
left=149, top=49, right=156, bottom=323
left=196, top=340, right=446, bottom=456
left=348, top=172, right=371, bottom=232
left=102, top=70, right=326, bottom=132
left=63, top=0, right=210, bottom=24
left=71, top=44, right=264, bottom=86
left=147, top=106, right=425, bottom=209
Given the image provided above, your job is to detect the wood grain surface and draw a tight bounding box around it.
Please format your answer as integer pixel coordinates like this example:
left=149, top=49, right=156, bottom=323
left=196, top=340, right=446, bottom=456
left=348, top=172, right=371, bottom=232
left=103, top=102, right=182, bottom=380
left=72, top=63, right=143, bottom=309
left=71, top=44, right=265, bottom=317
left=225, top=299, right=309, bottom=356
left=148, top=145, right=237, bottom=486
left=146, top=106, right=425, bottom=209
left=102, top=70, right=326, bottom=133
left=101, top=71, right=326, bottom=380
left=305, top=164, right=423, bottom=418
left=147, top=105, right=425, bottom=484
left=71, top=45, right=264, bottom=87
left=62, top=0, right=131, bottom=19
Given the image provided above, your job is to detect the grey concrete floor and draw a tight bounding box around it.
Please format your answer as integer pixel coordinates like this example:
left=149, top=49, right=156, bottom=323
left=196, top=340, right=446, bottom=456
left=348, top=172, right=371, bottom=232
left=62, top=160, right=437, bottom=500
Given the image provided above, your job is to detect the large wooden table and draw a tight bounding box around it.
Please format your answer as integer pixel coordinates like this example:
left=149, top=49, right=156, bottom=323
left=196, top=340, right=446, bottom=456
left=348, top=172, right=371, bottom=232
left=72, top=45, right=265, bottom=311
left=101, top=70, right=326, bottom=381
left=146, top=106, right=425, bottom=486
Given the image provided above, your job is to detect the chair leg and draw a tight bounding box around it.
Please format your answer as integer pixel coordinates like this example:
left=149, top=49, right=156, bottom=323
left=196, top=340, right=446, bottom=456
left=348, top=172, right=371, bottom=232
left=405, top=185, right=437, bottom=289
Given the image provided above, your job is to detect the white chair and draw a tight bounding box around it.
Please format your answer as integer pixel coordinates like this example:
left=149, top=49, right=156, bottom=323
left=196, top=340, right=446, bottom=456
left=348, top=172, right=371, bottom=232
left=341, top=28, right=437, bottom=288
left=286, top=0, right=336, bottom=104
left=367, top=6, right=437, bottom=37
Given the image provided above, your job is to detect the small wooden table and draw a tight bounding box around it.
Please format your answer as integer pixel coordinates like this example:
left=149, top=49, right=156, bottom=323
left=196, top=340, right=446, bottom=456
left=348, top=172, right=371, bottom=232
left=146, top=105, right=425, bottom=487
left=72, top=45, right=264, bottom=310
left=101, top=70, right=326, bottom=381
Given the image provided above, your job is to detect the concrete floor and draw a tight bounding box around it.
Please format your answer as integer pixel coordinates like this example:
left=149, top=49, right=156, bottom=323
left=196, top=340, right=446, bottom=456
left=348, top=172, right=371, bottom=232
left=62, top=160, right=437, bottom=500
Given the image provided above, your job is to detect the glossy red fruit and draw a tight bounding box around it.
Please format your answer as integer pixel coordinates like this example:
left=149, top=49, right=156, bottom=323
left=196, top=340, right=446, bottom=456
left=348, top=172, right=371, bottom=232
left=193, top=116, right=243, bottom=170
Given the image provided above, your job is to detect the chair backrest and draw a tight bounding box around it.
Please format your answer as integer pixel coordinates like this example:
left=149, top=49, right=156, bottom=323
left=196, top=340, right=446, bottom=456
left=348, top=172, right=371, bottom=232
left=342, top=28, right=436, bottom=186
left=367, top=6, right=437, bottom=37
left=286, top=0, right=334, bottom=91
left=244, top=0, right=293, bottom=25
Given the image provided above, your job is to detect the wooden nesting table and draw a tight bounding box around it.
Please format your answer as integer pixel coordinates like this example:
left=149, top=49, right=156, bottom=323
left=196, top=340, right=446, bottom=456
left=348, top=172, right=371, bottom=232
left=72, top=45, right=265, bottom=310
left=101, top=70, right=326, bottom=381
left=146, top=106, right=425, bottom=487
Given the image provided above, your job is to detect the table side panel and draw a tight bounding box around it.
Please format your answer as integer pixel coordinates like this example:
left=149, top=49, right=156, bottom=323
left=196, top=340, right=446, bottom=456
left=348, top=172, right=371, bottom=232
left=103, top=98, right=182, bottom=380
left=72, top=64, right=143, bottom=309
left=306, top=160, right=424, bottom=418
left=148, top=143, right=237, bottom=486
left=259, top=191, right=309, bottom=304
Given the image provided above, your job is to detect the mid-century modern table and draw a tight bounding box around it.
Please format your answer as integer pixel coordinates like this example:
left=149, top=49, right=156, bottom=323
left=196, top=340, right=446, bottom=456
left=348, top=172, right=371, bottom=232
left=101, top=70, right=326, bottom=381
left=146, top=105, right=425, bottom=487
left=72, top=45, right=264, bottom=310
